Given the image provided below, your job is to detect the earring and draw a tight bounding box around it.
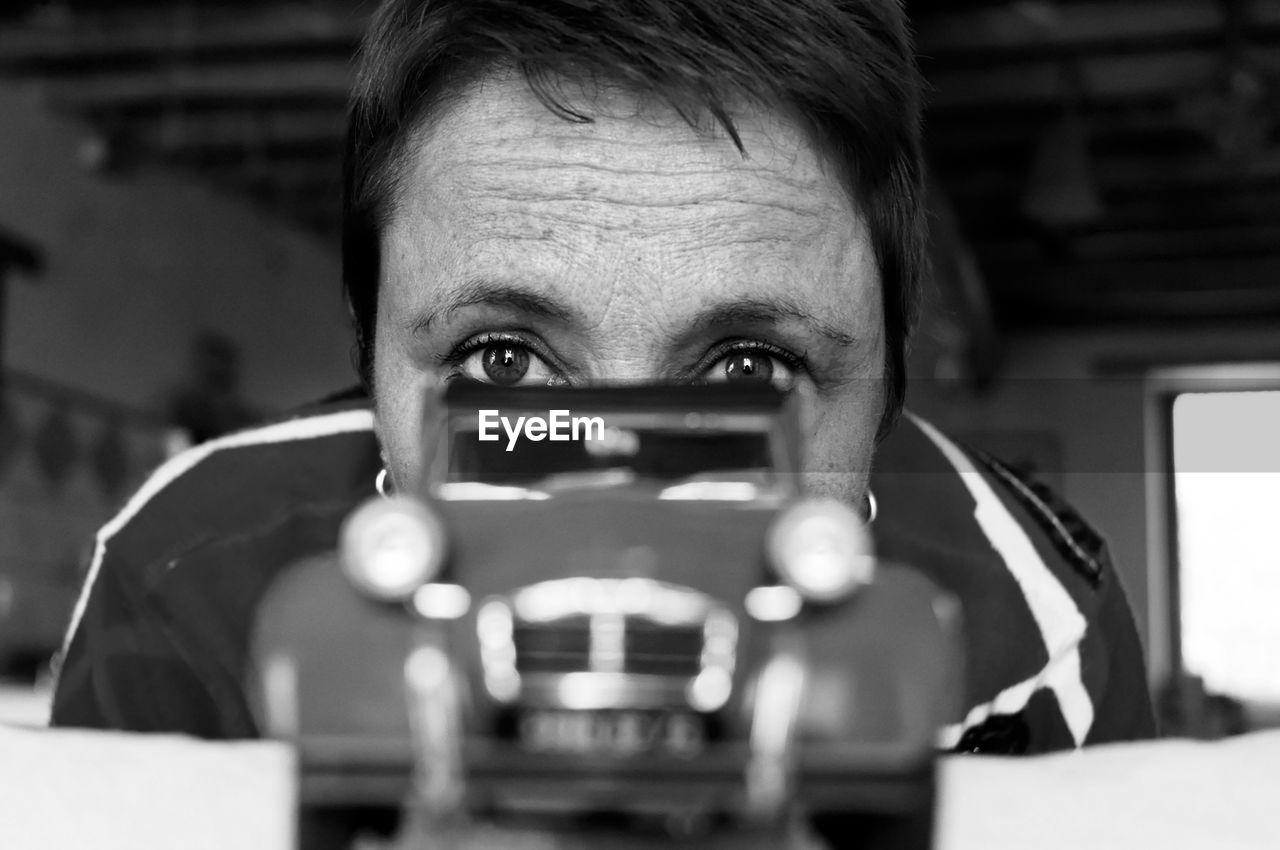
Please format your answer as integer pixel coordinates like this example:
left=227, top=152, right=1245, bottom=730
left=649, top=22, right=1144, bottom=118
left=375, top=467, right=392, bottom=498
left=866, top=490, right=878, bottom=523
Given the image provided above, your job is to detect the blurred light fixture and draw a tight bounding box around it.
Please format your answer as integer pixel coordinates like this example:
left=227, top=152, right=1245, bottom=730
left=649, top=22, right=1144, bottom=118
left=1006, top=6, right=1103, bottom=228
left=1021, top=105, right=1104, bottom=228
left=1177, top=0, right=1278, bottom=163
left=1179, top=63, right=1274, bottom=163
left=1010, top=0, right=1062, bottom=29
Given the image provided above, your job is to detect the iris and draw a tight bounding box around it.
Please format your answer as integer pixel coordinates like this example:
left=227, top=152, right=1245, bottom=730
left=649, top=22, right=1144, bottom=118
left=723, top=352, right=773, bottom=383
left=482, top=345, right=530, bottom=385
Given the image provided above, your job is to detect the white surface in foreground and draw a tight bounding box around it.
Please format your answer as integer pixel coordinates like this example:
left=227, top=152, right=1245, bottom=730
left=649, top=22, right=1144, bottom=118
left=1, top=724, right=1278, bottom=849
left=0, top=680, right=52, bottom=726
left=0, top=724, right=295, bottom=850
left=938, top=731, right=1280, bottom=850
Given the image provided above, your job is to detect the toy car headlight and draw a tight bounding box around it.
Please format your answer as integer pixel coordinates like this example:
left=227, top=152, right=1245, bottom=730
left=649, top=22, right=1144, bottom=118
left=766, top=498, right=875, bottom=603
left=340, top=495, right=447, bottom=601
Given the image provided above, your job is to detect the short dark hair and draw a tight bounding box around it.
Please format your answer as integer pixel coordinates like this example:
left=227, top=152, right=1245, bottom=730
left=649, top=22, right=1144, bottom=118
left=343, top=0, right=926, bottom=432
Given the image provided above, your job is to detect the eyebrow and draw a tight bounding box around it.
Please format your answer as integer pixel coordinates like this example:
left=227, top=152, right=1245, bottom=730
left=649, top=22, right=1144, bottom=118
left=673, top=298, right=862, bottom=349
left=409, top=280, right=861, bottom=350
left=407, top=278, right=583, bottom=336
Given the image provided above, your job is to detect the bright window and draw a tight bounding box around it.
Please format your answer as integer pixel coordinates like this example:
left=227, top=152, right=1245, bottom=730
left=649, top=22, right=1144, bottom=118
left=1173, top=390, right=1280, bottom=703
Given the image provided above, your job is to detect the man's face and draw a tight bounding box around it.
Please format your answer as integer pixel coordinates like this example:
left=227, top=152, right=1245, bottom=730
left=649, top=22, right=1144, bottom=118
left=374, top=73, right=886, bottom=510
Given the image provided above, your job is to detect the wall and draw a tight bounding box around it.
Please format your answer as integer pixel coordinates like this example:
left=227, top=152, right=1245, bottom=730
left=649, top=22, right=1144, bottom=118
left=0, top=84, right=354, bottom=661
left=908, top=321, right=1280, bottom=688
left=0, top=374, right=168, bottom=660
left=0, top=83, right=354, bottom=414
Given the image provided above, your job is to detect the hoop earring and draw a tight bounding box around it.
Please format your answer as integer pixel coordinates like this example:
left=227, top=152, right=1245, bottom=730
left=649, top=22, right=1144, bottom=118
left=375, top=467, right=392, bottom=498
left=866, top=490, right=878, bottom=524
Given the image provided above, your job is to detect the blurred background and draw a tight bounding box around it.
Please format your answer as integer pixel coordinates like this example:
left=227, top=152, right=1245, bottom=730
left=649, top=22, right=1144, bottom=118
left=0, top=0, right=1277, bottom=737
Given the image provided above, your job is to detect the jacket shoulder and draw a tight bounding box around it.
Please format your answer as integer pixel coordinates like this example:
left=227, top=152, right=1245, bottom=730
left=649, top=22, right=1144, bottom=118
left=968, top=449, right=1106, bottom=588
left=109, top=401, right=375, bottom=555
left=61, top=398, right=379, bottom=644
left=876, top=412, right=1106, bottom=591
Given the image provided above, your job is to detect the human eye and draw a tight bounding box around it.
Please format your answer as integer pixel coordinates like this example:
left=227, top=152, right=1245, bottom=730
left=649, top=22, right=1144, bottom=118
left=695, top=340, right=805, bottom=391
left=442, top=332, right=565, bottom=386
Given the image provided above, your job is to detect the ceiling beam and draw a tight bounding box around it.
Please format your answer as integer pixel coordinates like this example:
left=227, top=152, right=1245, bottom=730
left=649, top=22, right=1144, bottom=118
left=917, top=0, right=1280, bottom=62
left=926, top=102, right=1206, bottom=156
left=920, top=0, right=1203, bottom=56
left=949, top=187, right=1280, bottom=238
left=123, top=108, right=346, bottom=158
left=34, top=58, right=353, bottom=111
left=201, top=159, right=340, bottom=193
left=0, top=5, right=362, bottom=74
left=926, top=47, right=1278, bottom=109
left=977, top=221, right=1280, bottom=266
left=937, top=147, right=1280, bottom=197
left=985, top=256, right=1280, bottom=322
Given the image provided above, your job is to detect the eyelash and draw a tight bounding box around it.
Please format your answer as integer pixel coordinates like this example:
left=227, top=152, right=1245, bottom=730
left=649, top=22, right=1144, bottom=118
left=691, top=339, right=808, bottom=383
left=438, top=331, right=554, bottom=371
left=438, top=332, right=808, bottom=383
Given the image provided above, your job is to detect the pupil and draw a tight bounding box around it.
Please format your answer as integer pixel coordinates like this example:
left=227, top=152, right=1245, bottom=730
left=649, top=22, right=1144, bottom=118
left=724, top=352, right=772, bottom=382
left=482, top=345, right=530, bottom=385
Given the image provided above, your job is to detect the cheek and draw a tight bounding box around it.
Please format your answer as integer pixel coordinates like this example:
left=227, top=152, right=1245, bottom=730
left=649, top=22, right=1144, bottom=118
left=372, top=356, right=429, bottom=490
left=798, top=389, right=881, bottom=506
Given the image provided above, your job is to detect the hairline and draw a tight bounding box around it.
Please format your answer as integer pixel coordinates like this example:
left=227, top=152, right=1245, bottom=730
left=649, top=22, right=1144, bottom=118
left=374, top=62, right=867, bottom=240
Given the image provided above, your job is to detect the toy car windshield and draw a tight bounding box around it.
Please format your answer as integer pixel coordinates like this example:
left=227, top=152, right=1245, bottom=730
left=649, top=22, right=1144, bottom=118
left=433, top=382, right=796, bottom=499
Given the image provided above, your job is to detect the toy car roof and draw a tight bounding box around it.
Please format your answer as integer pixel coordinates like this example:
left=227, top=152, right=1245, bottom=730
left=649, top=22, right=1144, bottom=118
left=442, top=380, right=789, bottom=414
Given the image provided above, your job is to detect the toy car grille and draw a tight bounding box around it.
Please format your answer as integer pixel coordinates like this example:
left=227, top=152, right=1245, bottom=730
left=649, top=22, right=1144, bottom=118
left=480, top=578, right=738, bottom=709
left=623, top=621, right=704, bottom=676
left=513, top=618, right=592, bottom=673
left=511, top=617, right=703, bottom=677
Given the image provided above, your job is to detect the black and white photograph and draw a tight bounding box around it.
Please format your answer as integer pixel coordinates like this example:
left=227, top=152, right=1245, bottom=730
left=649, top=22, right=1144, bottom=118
left=0, top=1, right=1278, bottom=848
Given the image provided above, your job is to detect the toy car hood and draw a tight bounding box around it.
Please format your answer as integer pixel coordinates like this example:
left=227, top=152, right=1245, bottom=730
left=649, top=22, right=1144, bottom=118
left=433, top=492, right=774, bottom=606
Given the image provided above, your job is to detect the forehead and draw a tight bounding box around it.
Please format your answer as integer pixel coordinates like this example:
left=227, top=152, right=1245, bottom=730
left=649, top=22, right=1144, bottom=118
left=380, top=72, right=878, bottom=325
left=398, top=75, right=852, bottom=215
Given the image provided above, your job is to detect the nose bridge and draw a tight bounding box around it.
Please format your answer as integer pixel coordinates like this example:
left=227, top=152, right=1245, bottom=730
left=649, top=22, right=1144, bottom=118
left=585, top=319, right=669, bottom=383
left=580, top=250, right=681, bottom=384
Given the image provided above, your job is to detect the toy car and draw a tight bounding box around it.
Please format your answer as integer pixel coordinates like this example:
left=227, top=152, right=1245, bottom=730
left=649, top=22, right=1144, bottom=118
left=249, top=381, right=963, bottom=848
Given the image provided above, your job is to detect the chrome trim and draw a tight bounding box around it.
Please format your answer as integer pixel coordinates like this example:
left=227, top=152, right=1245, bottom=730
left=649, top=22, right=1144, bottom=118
left=477, top=599, right=521, bottom=703
left=744, top=585, right=803, bottom=622
left=522, top=672, right=696, bottom=711
left=436, top=482, right=551, bottom=501
left=658, top=481, right=763, bottom=501
left=259, top=651, right=299, bottom=740
left=589, top=611, right=626, bottom=673
left=511, top=577, right=712, bottom=625
left=404, top=636, right=466, bottom=816
left=744, top=644, right=807, bottom=820
left=412, top=583, right=472, bottom=620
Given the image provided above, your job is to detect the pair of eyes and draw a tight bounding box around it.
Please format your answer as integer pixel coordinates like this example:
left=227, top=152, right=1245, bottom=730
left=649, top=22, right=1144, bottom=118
left=447, top=335, right=801, bottom=390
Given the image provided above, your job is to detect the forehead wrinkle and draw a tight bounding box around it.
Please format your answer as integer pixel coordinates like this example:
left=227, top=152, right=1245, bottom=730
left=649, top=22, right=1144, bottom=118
left=414, top=111, right=852, bottom=216
left=438, top=154, right=825, bottom=192
left=419, top=86, right=811, bottom=175
left=432, top=158, right=844, bottom=222
left=436, top=177, right=846, bottom=254
left=400, top=81, right=859, bottom=253
left=456, top=202, right=832, bottom=248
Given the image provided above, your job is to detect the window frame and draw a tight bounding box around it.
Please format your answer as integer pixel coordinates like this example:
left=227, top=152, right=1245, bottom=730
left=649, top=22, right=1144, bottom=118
left=1143, top=363, right=1280, bottom=694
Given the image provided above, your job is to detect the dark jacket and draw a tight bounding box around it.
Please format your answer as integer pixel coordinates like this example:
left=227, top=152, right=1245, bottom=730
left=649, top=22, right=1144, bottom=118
left=50, top=397, right=1154, bottom=753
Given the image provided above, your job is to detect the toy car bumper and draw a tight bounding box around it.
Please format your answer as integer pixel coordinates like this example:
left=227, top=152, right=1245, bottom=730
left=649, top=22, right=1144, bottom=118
left=295, top=735, right=934, bottom=821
